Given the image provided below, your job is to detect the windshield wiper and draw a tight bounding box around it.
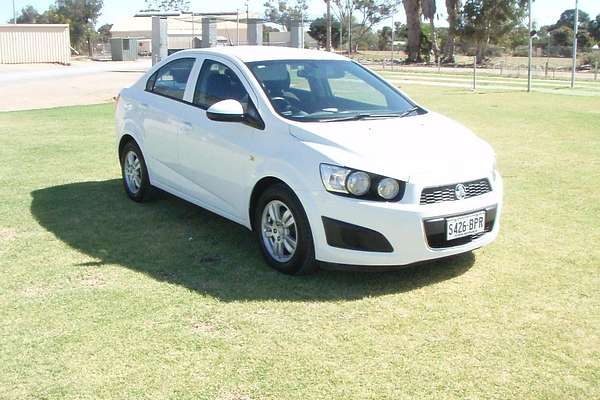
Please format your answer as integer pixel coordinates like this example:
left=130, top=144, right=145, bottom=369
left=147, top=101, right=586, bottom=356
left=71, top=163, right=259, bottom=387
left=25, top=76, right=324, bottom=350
left=399, top=106, right=420, bottom=118
left=319, top=112, right=405, bottom=122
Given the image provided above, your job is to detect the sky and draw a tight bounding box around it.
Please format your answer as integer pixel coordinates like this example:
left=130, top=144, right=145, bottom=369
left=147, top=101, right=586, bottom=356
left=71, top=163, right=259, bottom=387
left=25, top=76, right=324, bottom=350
left=2, top=0, right=600, bottom=30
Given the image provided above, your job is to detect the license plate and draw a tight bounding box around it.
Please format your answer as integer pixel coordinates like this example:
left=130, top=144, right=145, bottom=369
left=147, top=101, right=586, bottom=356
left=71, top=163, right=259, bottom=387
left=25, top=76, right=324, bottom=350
left=446, top=211, right=486, bottom=240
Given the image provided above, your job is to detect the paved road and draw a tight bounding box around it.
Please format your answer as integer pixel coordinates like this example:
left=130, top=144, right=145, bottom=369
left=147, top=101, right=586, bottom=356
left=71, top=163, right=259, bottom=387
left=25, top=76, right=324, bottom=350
left=0, top=59, right=150, bottom=112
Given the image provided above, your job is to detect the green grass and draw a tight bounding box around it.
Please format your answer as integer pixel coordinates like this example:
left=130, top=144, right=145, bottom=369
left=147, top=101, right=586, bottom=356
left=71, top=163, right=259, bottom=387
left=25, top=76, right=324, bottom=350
left=1, top=87, right=599, bottom=399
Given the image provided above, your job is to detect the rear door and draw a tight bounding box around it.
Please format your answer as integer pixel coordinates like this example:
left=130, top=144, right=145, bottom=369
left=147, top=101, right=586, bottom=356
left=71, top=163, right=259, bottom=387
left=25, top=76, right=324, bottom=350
left=140, top=57, right=198, bottom=190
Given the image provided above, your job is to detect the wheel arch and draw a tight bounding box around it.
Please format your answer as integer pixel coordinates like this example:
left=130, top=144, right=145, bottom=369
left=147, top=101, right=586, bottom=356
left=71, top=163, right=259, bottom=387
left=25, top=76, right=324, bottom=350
left=249, top=177, right=290, bottom=231
left=118, top=134, right=137, bottom=160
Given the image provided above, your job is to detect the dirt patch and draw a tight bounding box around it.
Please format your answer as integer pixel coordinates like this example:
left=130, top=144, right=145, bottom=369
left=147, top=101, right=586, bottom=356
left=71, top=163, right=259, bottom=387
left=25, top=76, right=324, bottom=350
left=77, top=272, right=106, bottom=288
left=191, top=321, right=217, bottom=333
left=20, top=285, right=50, bottom=299
left=220, top=392, right=251, bottom=400
left=0, top=228, right=18, bottom=243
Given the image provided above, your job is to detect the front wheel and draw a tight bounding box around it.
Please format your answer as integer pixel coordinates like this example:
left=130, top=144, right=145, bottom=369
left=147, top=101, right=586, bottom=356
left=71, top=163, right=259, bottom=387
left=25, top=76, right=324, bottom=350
left=255, top=184, right=317, bottom=275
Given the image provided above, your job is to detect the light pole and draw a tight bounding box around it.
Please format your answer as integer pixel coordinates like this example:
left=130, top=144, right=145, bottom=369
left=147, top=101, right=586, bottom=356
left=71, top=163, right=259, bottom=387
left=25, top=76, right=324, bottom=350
left=527, top=0, right=533, bottom=92
left=571, top=0, right=579, bottom=89
left=347, top=0, right=352, bottom=54
left=13, top=0, right=17, bottom=24
left=390, top=14, right=394, bottom=70
left=325, top=0, right=331, bottom=51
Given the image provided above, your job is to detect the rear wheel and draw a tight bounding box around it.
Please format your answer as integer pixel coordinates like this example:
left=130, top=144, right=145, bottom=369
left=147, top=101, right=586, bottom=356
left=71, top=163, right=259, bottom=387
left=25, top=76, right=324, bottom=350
left=120, top=141, right=150, bottom=202
left=255, top=184, right=317, bottom=275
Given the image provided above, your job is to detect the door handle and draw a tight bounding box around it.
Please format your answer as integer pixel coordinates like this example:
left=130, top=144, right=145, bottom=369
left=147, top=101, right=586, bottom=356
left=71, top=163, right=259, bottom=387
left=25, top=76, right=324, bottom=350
left=181, top=121, right=193, bottom=133
left=139, top=103, right=149, bottom=109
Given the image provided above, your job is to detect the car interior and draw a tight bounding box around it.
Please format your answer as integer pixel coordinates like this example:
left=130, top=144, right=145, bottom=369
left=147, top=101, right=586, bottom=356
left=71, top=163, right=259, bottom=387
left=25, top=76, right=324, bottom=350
left=249, top=62, right=394, bottom=118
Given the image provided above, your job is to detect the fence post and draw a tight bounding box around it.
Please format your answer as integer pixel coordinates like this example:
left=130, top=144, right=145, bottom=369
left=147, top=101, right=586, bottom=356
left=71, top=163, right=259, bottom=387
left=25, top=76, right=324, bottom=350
left=595, top=62, right=598, bottom=81
left=500, top=63, right=503, bottom=76
left=473, top=56, right=477, bottom=91
left=545, top=61, right=549, bottom=79
left=517, top=64, right=520, bottom=78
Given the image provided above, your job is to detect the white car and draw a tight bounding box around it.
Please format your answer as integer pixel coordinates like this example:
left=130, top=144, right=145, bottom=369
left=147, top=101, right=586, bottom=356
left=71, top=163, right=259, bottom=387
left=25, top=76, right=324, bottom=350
left=115, top=46, right=502, bottom=274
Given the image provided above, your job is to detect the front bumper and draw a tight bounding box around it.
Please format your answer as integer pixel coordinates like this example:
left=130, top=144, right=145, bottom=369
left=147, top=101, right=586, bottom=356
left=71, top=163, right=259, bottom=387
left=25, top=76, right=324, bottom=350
left=301, top=173, right=503, bottom=267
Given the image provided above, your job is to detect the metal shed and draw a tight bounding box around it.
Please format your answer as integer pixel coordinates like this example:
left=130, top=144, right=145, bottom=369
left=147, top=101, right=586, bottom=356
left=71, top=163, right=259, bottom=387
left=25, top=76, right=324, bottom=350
left=0, top=24, right=70, bottom=64
left=110, top=38, right=138, bottom=61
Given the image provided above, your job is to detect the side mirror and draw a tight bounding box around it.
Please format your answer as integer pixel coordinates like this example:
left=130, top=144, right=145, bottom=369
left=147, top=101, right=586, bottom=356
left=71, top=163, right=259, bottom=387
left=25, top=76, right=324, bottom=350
left=206, top=99, right=244, bottom=123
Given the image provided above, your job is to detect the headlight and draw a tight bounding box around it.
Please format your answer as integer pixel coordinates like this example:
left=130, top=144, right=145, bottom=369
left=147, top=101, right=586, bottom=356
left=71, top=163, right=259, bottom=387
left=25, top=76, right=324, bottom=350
left=319, top=163, right=405, bottom=201
left=319, top=164, right=350, bottom=193
left=346, top=171, right=370, bottom=196
left=377, top=178, right=400, bottom=200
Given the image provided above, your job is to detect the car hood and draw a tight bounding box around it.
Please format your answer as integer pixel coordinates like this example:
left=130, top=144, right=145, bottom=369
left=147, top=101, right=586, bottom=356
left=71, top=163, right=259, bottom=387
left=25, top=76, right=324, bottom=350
left=289, top=112, right=495, bottom=183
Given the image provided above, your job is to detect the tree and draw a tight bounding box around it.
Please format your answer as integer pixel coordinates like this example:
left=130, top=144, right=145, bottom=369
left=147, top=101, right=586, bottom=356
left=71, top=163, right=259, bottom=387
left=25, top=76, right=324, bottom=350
left=550, top=26, right=572, bottom=47
left=144, top=0, right=190, bottom=11
left=14, top=5, right=46, bottom=23
left=332, top=0, right=352, bottom=51
left=546, top=9, right=595, bottom=50
left=45, top=0, right=104, bottom=55
left=421, top=0, right=439, bottom=63
left=97, top=23, right=113, bottom=43
left=325, top=0, right=332, bottom=51
left=554, top=9, right=590, bottom=30
left=377, top=25, right=392, bottom=50
left=309, top=16, right=341, bottom=48
left=590, top=14, right=600, bottom=43
left=442, top=0, right=462, bottom=63
left=352, top=0, right=399, bottom=51
left=403, top=0, right=422, bottom=62
left=263, top=0, right=308, bottom=31
left=462, top=0, right=527, bottom=63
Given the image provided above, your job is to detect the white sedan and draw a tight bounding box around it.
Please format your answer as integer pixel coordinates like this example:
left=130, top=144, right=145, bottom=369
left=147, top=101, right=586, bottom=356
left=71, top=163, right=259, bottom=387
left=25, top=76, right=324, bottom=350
left=115, top=46, right=502, bottom=274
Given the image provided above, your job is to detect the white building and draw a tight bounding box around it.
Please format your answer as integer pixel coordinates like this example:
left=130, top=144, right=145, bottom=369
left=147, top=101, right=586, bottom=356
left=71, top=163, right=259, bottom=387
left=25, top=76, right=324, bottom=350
left=267, top=31, right=318, bottom=48
left=0, top=24, right=70, bottom=64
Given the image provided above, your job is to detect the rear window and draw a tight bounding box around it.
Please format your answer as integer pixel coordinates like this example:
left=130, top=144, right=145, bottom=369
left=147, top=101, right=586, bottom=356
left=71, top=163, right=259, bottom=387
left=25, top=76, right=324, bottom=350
left=147, top=58, right=195, bottom=101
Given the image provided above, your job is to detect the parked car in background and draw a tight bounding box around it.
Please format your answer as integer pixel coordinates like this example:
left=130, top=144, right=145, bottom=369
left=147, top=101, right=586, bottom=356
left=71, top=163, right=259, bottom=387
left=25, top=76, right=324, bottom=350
left=115, top=46, right=502, bottom=274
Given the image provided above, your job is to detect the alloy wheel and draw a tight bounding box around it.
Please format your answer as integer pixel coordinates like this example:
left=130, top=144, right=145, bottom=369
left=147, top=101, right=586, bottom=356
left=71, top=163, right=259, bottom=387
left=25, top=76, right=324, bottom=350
left=260, top=200, right=298, bottom=262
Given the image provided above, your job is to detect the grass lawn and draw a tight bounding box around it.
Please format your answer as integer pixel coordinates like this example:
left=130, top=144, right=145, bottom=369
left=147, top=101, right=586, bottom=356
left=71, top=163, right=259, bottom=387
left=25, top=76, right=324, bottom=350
left=1, top=85, right=599, bottom=399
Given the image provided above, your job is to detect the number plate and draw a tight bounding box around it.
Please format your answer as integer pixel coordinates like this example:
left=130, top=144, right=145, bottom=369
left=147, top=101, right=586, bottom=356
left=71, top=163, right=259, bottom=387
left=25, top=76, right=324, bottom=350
left=446, top=211, right=486, bottom=240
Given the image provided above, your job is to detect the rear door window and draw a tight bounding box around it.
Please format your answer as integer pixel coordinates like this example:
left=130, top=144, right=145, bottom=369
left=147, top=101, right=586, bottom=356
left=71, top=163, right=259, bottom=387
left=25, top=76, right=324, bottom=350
left=148, top=58, right=195, bottom=101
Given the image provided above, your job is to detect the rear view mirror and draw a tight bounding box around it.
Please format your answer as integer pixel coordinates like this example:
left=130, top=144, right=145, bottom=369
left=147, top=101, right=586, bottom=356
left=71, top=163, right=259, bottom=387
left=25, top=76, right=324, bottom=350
left=206, top=99, right=244, bottom=123
left=297, top=65, right=345, bottom=79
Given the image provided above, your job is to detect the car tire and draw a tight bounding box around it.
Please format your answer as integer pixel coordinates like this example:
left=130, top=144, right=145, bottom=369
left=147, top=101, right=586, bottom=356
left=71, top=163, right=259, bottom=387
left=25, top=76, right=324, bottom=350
left=255, top=184, right=318, bottom=275
left=120, top=141, right=151, bottom=202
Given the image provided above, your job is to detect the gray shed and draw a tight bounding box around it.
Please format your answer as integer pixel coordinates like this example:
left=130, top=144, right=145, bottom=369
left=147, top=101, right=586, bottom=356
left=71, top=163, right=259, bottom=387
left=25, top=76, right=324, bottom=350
left=110, top=38, right=138, bottom=61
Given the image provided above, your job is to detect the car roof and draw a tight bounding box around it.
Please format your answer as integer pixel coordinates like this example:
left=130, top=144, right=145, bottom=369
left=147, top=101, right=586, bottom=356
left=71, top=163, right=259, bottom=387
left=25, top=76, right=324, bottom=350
left=174, top=46, right=348, bottom=63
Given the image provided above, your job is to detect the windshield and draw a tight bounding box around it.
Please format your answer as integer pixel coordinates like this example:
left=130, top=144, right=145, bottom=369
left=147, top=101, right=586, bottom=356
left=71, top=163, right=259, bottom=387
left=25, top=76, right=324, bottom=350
left=246, top=59, right=421, bottom=122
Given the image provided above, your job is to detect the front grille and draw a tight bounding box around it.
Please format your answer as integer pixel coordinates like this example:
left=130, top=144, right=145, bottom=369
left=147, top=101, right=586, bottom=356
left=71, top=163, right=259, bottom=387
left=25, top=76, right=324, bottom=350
left=423, top=206, right=497, bottom=249
left=420, top=179, right=491, bottom=205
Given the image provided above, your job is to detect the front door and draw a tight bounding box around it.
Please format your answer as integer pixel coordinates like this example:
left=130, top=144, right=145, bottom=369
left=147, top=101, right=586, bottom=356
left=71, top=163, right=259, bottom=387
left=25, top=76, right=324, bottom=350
left=176, top=57, right=264, bottom=222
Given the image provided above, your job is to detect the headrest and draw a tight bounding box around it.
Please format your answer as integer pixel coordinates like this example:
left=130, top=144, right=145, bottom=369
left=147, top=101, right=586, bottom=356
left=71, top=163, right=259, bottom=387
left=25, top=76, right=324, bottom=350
left=171, top=68, right=190, bottom=84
